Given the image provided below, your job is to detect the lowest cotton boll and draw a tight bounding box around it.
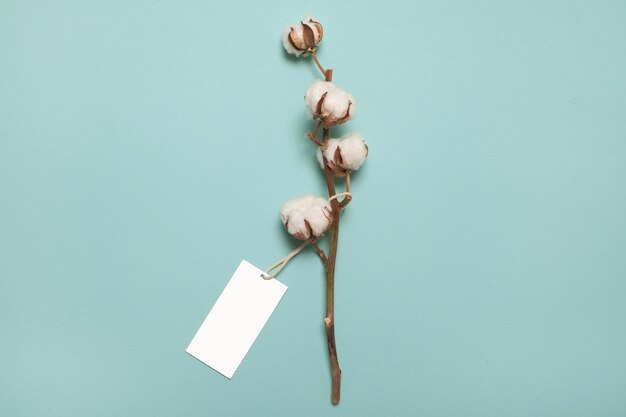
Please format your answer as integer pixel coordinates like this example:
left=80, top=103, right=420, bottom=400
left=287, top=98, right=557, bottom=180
left=304, top=80, right=355, bottom=127
left=280, top=195, right=333, bottom=240
left=317, top=132, right=368, bottom=176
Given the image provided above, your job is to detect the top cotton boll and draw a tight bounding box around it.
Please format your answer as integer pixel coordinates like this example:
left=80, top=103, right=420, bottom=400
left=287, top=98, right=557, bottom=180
left=317, top=132, right=368, bottom=177
left=280, top=195, right=332, bottom=240
left=305, top=80, right=355, bottom=128
left=282, top=18, right=324, bottom=57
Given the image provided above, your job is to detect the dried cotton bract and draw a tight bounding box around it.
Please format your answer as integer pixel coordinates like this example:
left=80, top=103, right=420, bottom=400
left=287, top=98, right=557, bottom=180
left=317, top=132, right=368, bottom=177
left=305, top=80, right=355, bottom=128
left=282, top=19, right=324, bottom=57
left=280, top=195, right=332, bottom=240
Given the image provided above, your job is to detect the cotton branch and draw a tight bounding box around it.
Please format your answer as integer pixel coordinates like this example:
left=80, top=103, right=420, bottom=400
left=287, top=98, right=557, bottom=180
left=281, top=17, right=369, bottom=405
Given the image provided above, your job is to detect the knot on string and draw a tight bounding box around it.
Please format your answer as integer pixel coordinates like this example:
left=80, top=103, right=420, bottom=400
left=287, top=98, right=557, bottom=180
left=261, top=240, right=311, bottom=280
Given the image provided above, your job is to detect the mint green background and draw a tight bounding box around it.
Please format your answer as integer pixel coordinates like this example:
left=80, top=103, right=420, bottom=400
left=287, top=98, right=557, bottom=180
left=2, top=1, right=626, bottom=416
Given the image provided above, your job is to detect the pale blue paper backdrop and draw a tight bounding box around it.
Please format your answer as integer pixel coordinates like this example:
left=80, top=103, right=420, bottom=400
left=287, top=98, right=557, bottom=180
left=1, top=1, right=626, bottom=416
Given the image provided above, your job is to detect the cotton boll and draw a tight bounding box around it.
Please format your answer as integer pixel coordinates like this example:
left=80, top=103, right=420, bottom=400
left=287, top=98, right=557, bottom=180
left=304, top=17, right=324, bottom=45
left=305, top=80, right=332, bottom=118
left=282, top=18, right=324, bottom=57
left=303, top=206, right=329, bottom=236
left=283, top=25, right=306, bottom=57
left=321, top=88, right=355, bottom=125
left=318, top=133, right=368, bottom=176
left=285, top=211, right=307, bottom=237
left=304, top=81, right=355, bottom=127
left=280, top=195, right=332, bottom=240
left=337, top=133, right=368, bottom=170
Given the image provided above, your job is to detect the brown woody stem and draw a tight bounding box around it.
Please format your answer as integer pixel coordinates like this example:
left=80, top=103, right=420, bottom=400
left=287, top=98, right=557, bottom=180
left=320, top=68, right=342, bottom=405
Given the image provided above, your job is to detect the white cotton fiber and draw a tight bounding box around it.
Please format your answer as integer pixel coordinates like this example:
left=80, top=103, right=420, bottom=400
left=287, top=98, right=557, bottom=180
left=305, top=80, right=332, bottom=117
left=335, top=132, right=367, bottom=170
left=282, top=25, right=305, bottom=57
left=280, top=195, right=332, bottom=240
left=304, top=80, right=355, bottom=127
left=317, top=132, right=368, bottom=173
left=322, top=88, right=354, bottom=121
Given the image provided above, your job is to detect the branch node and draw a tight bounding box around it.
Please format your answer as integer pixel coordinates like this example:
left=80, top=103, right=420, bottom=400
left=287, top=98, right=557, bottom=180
left=312, top=241, right=328, bottom=264
left=305, top=132, right=322, bottom=146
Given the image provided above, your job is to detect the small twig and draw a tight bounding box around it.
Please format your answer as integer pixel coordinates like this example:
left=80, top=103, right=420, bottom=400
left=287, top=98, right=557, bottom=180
left=305, top=134, right=322, bottom=146
left=305, top=133, right=322, bottom=146
left=324, top=69, right=333, bottom=90
left=311, top=121, right=322, bottom=138
left=310, top=50, right=326, bottom=76
left=312, top=241, right=327, bottom=264
left=305, top=121, right=323, bottom=146
left=338, top=194, right=352, bottom=209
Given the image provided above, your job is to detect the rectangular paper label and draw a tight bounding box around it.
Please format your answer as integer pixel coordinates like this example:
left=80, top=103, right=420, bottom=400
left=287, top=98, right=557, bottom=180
left=186, top=260, right=288, bottom=378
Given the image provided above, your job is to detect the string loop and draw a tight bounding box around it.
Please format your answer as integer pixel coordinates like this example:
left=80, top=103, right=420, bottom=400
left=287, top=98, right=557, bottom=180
left=328, top=192, right=351, bottom=203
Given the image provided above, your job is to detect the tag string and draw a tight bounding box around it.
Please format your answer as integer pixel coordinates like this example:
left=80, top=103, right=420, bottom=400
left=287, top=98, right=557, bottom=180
left=328, top=192, right=351, bottom=203
left=262, top=240, right=311, bottom=280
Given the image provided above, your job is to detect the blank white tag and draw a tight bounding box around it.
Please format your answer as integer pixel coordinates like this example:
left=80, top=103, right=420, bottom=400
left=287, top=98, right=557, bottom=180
left=186, top=260, right=288, bottom=378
